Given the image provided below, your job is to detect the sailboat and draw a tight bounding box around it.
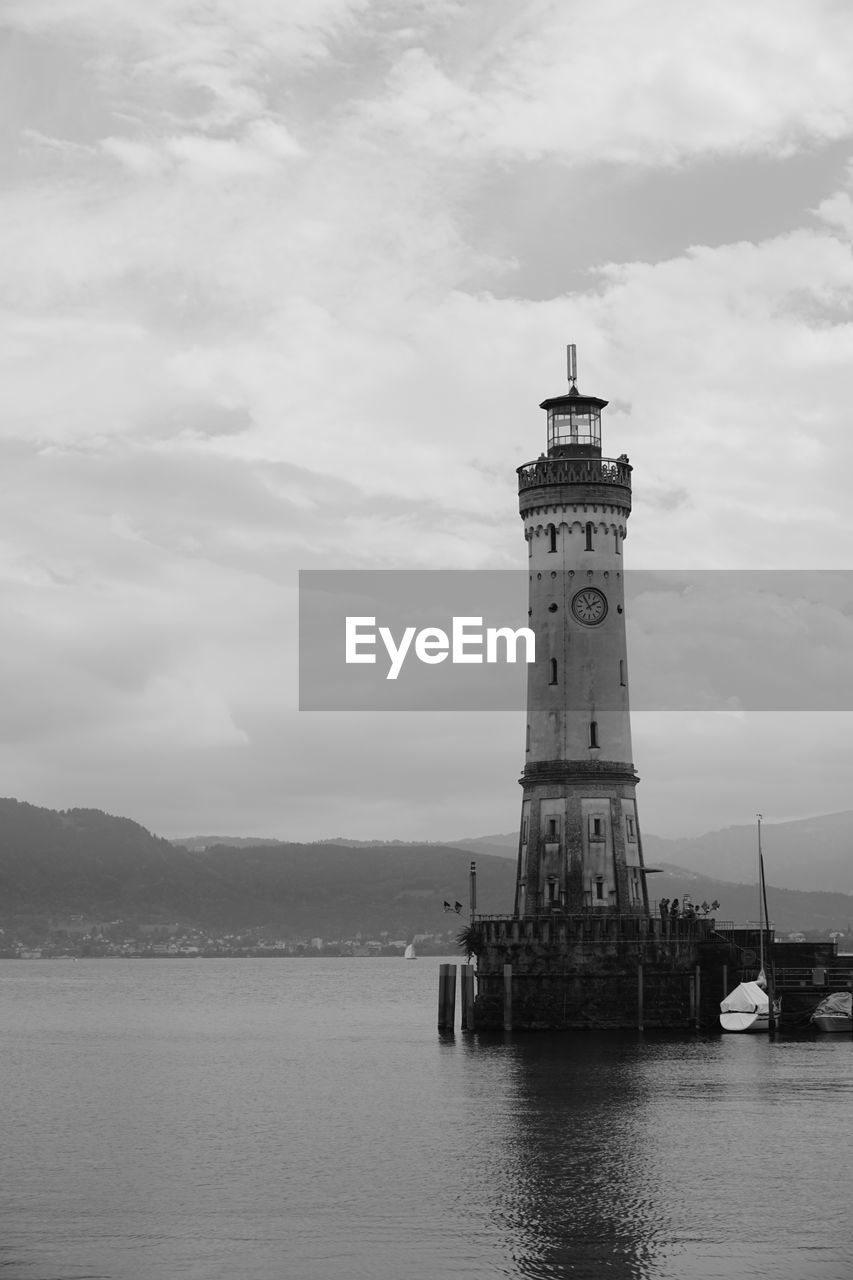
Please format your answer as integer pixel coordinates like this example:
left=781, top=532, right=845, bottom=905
left=720, top=978, right=772, bottom=1033
left=720, top=814, right=780, bottom=1033
left=404, top=942, right=416, bottom=960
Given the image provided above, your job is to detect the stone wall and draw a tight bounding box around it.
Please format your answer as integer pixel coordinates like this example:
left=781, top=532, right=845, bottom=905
left=473, top=915, right=719, bottom=1029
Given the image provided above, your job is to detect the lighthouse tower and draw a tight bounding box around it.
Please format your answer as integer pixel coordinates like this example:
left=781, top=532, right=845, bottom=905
left=515, top=347, right=647, bottom=918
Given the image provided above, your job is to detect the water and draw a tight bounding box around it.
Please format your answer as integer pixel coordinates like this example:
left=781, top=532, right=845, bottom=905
left=1, top=958, right=851, bottom=1280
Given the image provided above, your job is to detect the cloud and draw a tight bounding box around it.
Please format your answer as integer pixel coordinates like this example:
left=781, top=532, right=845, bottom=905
left=364, top=1, right=853, bottom=166
left=101, top=122, right=304, bottom=181
left=815, top=168, right=853, bottom=239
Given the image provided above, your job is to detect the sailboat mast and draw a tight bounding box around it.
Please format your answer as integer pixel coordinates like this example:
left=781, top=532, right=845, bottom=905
left=760, top=827, right=776, bottom=1032
left=757, top=813, right=764, bottom=976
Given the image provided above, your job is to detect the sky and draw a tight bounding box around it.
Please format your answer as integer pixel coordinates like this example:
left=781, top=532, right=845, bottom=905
left=2, top=0, right=853, bottom=843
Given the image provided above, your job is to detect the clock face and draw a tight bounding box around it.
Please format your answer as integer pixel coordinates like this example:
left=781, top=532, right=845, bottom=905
left=571, top=587, right=608, bottom=626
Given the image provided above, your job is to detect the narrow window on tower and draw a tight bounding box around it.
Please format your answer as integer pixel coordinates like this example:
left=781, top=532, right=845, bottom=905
left=549, top=658, right=558, bottom=685
left=547, top=817, right=559, bottom=841
left=615, top=530, right=621, bottom=555
left=619, top=659, right=626, bottom=687
left=595, top=878, right=604, bottom=901
left=521, top=817, right=528, bottom=843
left=585, top=522, right=593, bottom=551
left=626, top=814, right=637, bottom=843
left=526, top=723, right=531, bottom=752
left=548, top=523, right=557, bottom=553
left=589, top=720, right=599, bottom=748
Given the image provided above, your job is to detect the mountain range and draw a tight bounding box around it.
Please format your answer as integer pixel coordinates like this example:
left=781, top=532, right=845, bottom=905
left=2, top=798, right=853, bottom=938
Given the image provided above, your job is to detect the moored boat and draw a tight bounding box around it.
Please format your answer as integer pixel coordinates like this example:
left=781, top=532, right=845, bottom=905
left=720, top=980, right=772, bottom=1033
left=404, top=942, right=416, bottom=960
left=811, top=990, right=853, bottom=1033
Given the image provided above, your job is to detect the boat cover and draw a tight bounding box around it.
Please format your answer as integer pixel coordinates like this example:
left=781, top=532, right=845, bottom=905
left=813, top=991, right=853, bottom=1017
left=720, top=981, right=769, bottom=1014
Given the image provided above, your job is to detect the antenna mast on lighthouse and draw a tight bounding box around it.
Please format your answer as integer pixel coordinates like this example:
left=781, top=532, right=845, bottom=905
left=567, top=343, right=577, bottom=387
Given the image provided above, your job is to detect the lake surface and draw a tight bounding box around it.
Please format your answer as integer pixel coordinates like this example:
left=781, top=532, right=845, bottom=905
left=1, top=958, right=851, bottom=1280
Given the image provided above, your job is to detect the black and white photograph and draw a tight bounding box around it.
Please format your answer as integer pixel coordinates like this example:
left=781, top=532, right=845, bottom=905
left=2, top=2, right=853, bottom=1277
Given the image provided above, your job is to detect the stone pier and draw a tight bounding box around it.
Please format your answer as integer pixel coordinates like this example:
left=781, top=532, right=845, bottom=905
left=472, top=914, right=720, bottom=1030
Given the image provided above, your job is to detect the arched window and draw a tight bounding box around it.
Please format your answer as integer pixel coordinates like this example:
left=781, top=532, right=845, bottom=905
left=619, top=659, right=626, bottom=687
left=614, top=530, right=621, bottom=555
left=585, top=522, right=594, bottom=551
left=589, top=720, right=599, bottom=748
left=548, top=523, right=557, bottom=553
left=549, top=658, right=558, bottom=685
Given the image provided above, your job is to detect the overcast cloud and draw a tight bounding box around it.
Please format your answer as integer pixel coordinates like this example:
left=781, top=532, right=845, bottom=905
left=2, top=1, right=853, bottom=842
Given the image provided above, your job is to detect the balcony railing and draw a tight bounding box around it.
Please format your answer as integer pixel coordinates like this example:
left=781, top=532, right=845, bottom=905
left=472, top=913, right=717, bottom=945
left=517, top=455, right=632, bottom=493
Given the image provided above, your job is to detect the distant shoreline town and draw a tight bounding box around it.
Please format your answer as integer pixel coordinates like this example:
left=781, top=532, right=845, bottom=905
left=4, top=921, right=458, bottom=961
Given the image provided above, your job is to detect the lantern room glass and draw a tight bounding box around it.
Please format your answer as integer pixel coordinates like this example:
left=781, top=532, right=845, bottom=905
left=547, top=407, right=601, bottom=451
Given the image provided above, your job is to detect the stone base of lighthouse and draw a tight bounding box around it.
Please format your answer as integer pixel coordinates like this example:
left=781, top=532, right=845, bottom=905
left=472, top=916, right=721, bottom=1030
left=517, top=761, right=647, bottom=918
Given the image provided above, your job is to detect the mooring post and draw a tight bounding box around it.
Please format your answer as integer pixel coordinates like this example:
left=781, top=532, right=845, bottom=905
left=503, top=963, right=513, bottom=1031
left=689, top=969, right=696, bottom=1025
left=444, top=964, right=457, bottom=1031
left=460, top=964, right=475, bottom=1030
left=438, top=964, right=454, bottom=1030
left=722, top=963, right=728, bottom=997
left=695, top=964, right=701, bottom=1029
left=637, top=962, right=644, bottom=1031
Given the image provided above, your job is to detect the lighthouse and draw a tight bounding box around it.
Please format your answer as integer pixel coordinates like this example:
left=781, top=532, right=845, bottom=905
left=515, top=347, right=648, bottom=919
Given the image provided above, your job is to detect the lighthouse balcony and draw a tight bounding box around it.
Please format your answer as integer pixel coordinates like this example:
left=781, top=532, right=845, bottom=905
left=517, top=454, right=632, bottom=494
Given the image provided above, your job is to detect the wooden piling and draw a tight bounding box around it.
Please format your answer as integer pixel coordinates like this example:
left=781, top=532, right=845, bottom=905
left=695, top=964, right=701, bottom=1029
left=445, top=964, right=456, bottom=1030
left=689, top=969, right=696, bottom=1025
left=637, top=962, right=644, bottom=1031
left=503, top=963, right=513, bottom=1031
left=460, top=964, right=475, bottom=1030
left=438, top=963, right=457, bottom=1031
left=722, top=963, right=728, bottom=997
